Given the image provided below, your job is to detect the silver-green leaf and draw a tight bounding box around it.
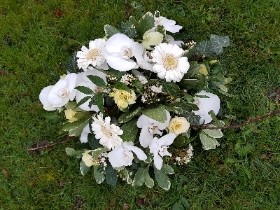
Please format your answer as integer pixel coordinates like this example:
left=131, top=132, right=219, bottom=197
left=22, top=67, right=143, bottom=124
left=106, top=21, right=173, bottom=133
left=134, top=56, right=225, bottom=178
left=199, top=132, right=220, bottom=150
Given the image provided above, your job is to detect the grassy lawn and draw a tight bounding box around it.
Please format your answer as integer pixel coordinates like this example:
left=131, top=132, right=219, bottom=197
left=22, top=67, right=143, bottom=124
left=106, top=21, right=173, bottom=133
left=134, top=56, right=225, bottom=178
left=1, top=0, right=279, bottom=209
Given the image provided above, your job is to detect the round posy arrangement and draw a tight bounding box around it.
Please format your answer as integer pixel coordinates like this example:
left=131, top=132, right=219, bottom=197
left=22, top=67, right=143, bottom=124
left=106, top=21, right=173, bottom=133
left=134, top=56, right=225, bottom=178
left=39, top=12, right=231, bottom=190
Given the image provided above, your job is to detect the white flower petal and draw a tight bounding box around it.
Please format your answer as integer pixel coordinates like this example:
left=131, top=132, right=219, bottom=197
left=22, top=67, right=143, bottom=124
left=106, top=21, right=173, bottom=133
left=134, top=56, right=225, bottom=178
left=39, top=86, right=56, bottom=111
left=158, top=133, right=176, bottom=146
left=108, top=146, right=126, bottom=168
left=139, top=125, right=154, bottom=148
left=123, top=142, right=147, bottom=161
left=153, top=153, right=163, bottom=170
left=105, top=33, right=133, bottom=53
left=106, top=55, right=138, bottom=71
left=193, top=91, right=221, bottom=124
left=80, top=124, right=90, bottom=143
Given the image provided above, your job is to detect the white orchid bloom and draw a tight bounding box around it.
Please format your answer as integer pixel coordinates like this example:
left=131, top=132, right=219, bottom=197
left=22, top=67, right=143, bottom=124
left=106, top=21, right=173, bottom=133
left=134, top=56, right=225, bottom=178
left=39, top=73, right=77, bottom=111
left=193, top=90, right=221, bottom=124
left=137, top=110, right=171, bottom=148
left=108, top=142, right=147, bottom=168
left=132, top=43, right=153, bottom=71
left=149, top=133, right=176, bottom=170
left=75, top=67, right=107, bottom=112
left=104, top=33, right=139, bottom=71
left=154, top=16, right=182, bottom=33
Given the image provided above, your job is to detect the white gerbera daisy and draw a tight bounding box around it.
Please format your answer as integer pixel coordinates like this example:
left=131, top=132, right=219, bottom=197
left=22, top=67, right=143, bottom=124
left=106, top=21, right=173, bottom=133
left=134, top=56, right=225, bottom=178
left=91, top=113, right=123, bottom=150
left=151, top=43, right=190, bottom=82
left=76, top=39, right=108, bottom=71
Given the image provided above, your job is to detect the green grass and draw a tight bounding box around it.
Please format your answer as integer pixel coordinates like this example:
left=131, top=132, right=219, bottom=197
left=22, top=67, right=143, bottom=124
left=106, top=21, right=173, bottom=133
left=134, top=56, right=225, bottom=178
left=1, top=0, right=279, bottom=209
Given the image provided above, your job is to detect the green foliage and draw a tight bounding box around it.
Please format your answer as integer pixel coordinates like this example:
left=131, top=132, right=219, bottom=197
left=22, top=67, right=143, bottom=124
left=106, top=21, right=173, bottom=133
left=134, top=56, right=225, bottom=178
left=93, top=166, right=105, bottom=184
left=199, top=131, right=220, bottom=150
left=80, top=160, right=90, bottom=176
left=142, top=106, right=167, bottom=123
left=192, top=34, right=230, bottom=57
left=104, top=24, right=119, bottom=38
left=118, top=107, right=142, bottom=123
left=121, top=120, right=138, bottom=142
left=65, top=148, right=83, bottom=158
left=154, top=167, right=171, bottom=190
left=87, top=75, right=106, bottom=87
left=61, top=115, right=91, bottom=137
left=75, top=86, right=94, bottom=95
left=137, top=12, right=155, bottom=36
left=105, top=165, right=118, bottom=186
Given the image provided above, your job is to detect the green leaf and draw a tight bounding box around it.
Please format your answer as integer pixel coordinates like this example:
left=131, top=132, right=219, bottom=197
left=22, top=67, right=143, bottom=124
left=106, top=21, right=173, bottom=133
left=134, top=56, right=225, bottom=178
left=65, top=148, right=76, bottom=156
left=142, top=106, right=167, bottom=123
left=120, top=21, right=137, bottom=38
left=91, top=148, right=108, bottom=159
left=94, top=166, right=105, bottom=184
left=118, top=107, right=142, bottom=123
left=161, top=81, right=181, bottom=97
left=80, top=160, right=90, bottom=176
left=138, top=12, right=155, bottom=36
left=162, top=164, right=174, bottom=175
left=173, top=134, right=192, bottom=148
left=121, top=120, right=138, bottom=142
left=42, top=112, right=61, bottom=121
left=75, top=86, right=94, bottom=95
left=199, top=132, right=220, bottom=150
left=209, top=34, right=230, bottom=55
left=93, top=93, right=104, bottom=113
left=154, top=168, right=171, bottom=190
left=104, top=24, right=119, bottom=38
left=132, top=167, right=145, bottom=187
left=88, top=133, right=102, bottom=149
left=65, top=148, right=83, bottom=158
left=62, top=115, right=90, bottom=137
left=105, top=165, right=118, bottom=186
left=87, top=75, right=106, bottom=87
left=144, top=168, right=154, bottom=188
left=203, top=129, right=223, bottom=139
left=113, top=82, right=130, bottom=92
left=193, top=40, right=213, bottom=57
left=76, top=96, right=91, bottom=107
left=105, top=69, right=125, bottom=81
left=193, top=35, right=230, bottom=57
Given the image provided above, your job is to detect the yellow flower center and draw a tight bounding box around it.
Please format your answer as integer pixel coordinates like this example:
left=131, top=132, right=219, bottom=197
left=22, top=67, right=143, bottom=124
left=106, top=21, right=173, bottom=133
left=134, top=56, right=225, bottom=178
left=86, top=48, right=101, bottom=61
left=163, top=54, right=178, bottom=70
left=101, top=126, right=113, bottom=138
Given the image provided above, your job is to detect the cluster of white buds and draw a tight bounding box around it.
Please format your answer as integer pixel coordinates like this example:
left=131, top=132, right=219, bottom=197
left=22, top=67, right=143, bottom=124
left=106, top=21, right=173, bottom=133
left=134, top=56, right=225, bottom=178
left=174, top=144, right=193, bottom=165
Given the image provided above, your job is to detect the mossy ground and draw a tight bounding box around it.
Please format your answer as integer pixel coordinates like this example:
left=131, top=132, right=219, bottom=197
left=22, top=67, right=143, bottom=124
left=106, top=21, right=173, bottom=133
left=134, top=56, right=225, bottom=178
left=0, top=0, right=279, bottom=209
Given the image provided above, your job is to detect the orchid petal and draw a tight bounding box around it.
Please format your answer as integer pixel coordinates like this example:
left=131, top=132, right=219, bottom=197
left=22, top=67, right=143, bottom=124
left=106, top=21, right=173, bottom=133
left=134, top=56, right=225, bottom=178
left=153, top=153, right=163, bottom=170
left=139, top=125, right=154, bottom=148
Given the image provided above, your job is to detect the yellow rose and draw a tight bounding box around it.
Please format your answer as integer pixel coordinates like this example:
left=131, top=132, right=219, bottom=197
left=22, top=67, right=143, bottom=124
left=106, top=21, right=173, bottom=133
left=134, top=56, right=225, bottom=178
left=199, top=64, right=208, bottom=76
left=168, top=117, right=190, bottom=135
left=109, top=88, right=136, bottom=109
left=64, top=109, right=78, bottom=123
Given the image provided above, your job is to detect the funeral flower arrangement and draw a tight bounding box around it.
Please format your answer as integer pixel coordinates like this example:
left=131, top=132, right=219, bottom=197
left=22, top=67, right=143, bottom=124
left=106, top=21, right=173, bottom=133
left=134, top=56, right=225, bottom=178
left=39, top=12, right=231, bottom=190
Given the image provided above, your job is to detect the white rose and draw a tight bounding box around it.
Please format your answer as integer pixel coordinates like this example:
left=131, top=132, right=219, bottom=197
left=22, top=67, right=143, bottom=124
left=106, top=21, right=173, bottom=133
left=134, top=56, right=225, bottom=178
left=39, top=73, right=77, bottom=111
